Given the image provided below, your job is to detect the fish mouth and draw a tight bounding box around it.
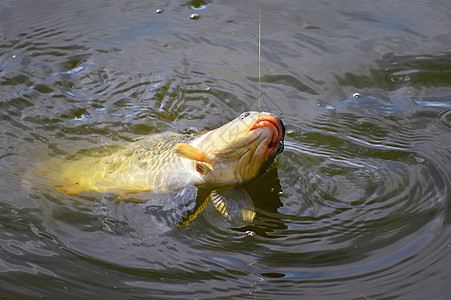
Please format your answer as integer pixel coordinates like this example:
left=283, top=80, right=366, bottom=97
left=247, top=114, right=285, bottom=159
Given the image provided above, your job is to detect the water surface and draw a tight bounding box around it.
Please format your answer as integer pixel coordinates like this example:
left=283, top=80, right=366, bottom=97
left=1, top=0, right=451, bottom=298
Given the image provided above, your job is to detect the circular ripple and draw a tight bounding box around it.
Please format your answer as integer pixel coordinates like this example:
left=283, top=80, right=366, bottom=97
left=245, top=97, right=451, bottom=291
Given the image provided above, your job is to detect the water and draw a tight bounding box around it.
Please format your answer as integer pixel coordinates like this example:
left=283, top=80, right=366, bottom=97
left=1, top=0, right=451, bottom=298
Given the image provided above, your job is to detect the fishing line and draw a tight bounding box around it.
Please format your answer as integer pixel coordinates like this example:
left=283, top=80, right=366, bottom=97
left=258, top=0, right=262, bottom=113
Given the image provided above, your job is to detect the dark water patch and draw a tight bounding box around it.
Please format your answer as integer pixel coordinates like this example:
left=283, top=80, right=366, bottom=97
left=184, top=0, right=211, bottom=11
left=335, top=52, right=451, bottom=91
left=0, top=74, right=32, bottom=86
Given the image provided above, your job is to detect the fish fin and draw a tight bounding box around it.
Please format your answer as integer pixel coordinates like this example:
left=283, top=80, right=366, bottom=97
left=155, top=185, right=208, bottom=228
left=177, top=187, right=212, bottom=228
left=143, top=185, right=200, bottom=227
left=210, top=187, right=256, bottom=223
left=58, top=183, right=84, bottom=195
left=174, top=144, right=213, bottom=171
left=194, top=161, right=213, bottom=175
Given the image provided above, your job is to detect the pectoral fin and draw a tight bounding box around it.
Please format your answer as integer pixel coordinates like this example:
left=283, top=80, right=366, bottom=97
left=178, top=193, right=211, bottom=228
left=210, top=187, right=256, bottom=223
left=172, top=186, right=211, bottom=228
left=144, top=185, right=202, bottom=227
left=174, top=144, right=213, bottom=173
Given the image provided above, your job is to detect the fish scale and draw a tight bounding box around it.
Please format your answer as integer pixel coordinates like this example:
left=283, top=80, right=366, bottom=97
left=94, top=134, right=196, bottom=193
left=51, top=133, right=198, bottom=195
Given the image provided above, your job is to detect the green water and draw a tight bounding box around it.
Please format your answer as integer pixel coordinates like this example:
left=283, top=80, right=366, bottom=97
left=1, top=0, right=451, bottom=298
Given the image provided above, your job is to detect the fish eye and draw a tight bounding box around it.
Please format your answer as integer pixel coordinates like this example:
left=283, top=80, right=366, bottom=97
left=240, top=112, right=250, bottom=120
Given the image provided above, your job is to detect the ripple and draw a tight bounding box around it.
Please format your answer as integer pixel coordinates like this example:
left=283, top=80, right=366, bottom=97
left=1, top=0, right=451, bottom=298
left=435, top=108, right=451, bottom=132
left=335, top=52, right=451, bottom=91
left=271, top=97, right=450, bottom=282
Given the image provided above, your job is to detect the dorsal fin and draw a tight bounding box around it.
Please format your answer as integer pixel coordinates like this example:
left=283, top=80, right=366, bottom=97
left=174, top=143, right=213, bottom=172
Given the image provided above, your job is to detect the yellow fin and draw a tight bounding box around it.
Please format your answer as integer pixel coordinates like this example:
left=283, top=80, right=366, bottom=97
left=179, top=195, right=211, bottom=228
left=174, top=144, right=213, bottom=171
left=210, top=187, right=256, bottom=223
left=211, top=193, right=232, bottom=221
left=58, top=183, right=84, bottom=195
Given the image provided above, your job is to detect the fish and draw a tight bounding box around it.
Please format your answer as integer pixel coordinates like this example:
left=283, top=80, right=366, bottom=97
left=33, top=111, right=285, bottom=226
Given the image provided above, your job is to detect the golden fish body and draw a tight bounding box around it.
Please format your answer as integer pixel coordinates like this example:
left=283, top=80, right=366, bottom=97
left=35, top=112, right=285, bottom=225
left=57, top=133, right=201, bottom=195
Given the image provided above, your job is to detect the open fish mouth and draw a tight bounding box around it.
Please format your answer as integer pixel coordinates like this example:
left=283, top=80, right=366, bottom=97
left=247, top=113, right=285, bottom=159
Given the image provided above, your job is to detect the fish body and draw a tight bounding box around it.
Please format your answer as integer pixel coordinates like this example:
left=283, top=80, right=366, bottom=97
left=57, top=133, right=200, bottom=195
left=35, top=112, right=285, bottom=225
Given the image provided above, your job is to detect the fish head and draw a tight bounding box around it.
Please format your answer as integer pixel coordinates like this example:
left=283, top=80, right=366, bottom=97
left=193, top=111, right=285, bottom=185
